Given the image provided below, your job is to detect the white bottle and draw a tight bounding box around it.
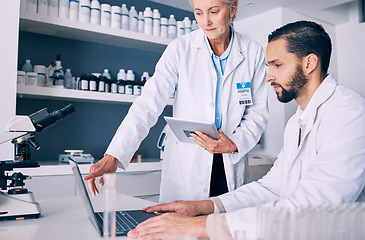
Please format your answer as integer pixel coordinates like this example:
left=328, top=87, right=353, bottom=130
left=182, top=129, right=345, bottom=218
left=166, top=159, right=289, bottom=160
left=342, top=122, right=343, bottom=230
left=117, top=69, right=126, bottom=80
left=111, top=6, right=121, bottom=29
left=152, top=9, right=160, bottom=37
left=34, top=65, right=47, bottom=87
left=90, top=0, right=101, bottom=25
left=121, top=4, right=129, bottom=30
left=79, top=0, right=90, bottom=23
left=137, top=11, right=144, bottom=33
left=102, top=69, right=111, bottom=80
left=117, top=69, right=126, bottom=94
left=183, top=17, right=191, bottom=34
left=160, top=17, right=168, bottom=38
left=168, top=15, right=177, bottom=39
left=64, top=69, right=73, bottom=89
left=177, top=21, right=185, bottom=38
left=58, top=0, right=69, bottom=18
left=26, top=0, right=37, bottom=13
left=192, top=20, right=199, bottom=31
left=21, top=59, right=33, bottom=72
left=100, top=4, right=111, bottom=27
left=48, top=0, right=59, bottom=17
left=129, top=6, right=138, bottom=32
left=125, top=70, right=134, bottom=95
left=38, top=0, right=48, bottom=14
left=143, top=7, right=153, bottom=35
left=69, top=0, right=79, bottom=21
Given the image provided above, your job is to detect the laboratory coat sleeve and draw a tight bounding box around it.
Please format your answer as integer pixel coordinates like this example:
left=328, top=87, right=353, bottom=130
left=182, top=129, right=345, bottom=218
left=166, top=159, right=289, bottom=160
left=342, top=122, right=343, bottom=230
left=228, top=45, right=269, bottom=164
left=105, top=41, right=180, bottom=169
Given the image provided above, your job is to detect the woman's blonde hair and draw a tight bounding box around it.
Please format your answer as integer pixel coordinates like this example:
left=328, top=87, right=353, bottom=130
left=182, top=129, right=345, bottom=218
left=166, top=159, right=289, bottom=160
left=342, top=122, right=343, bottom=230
left=189, top=0, right=238, bottom=22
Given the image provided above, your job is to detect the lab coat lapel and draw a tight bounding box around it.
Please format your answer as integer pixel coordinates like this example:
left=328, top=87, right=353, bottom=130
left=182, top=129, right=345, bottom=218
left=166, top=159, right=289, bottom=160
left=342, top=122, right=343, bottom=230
left=223, top=32, right=245, bottom=81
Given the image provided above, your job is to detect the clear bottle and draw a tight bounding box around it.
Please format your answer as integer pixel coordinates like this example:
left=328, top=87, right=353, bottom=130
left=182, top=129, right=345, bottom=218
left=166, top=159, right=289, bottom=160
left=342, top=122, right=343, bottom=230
left=191, top=20, right=199, bottom=31
left=111, top=6, right=121, bottom=29
left=21, top=59, right=33, bottom=72
left=69, top=0, right=79, bottom=21
left=59, top=0, right=69, bottom=19
left=90, top=0, right=101, bottom=25
left=103, top=173, right=116, bottom=239
left=48, top=0, right=59, bottom=17
left=121, top=4, right=129, bottom=30
left=38, top=0, right=48, bottom=14
left=143, top=7, right=153, bottom=35
left=160, top=17, right=168, bottom=38
left=64, top=69, right=73, bottom=89
left=79, top=0, right=91, bottom=23
left=177, top=21, right=185, bottom=38
left=152, top=9, right=160, bottom=37
left=129, top=6, right=138, bottom=32
left=100, top=4, right=111, bottom=27
left=183, top=17, right=191, bottom=34
left=168, top=15, right=177, bottom=39
left=137, top=11, right=144, bottom=33
left=26, top=0, right=37, bottom=13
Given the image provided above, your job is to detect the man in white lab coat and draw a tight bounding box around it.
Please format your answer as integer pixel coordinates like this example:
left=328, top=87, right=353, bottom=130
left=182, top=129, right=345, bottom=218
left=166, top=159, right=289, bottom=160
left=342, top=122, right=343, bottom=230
left=127, top=21, right=365, bottom=240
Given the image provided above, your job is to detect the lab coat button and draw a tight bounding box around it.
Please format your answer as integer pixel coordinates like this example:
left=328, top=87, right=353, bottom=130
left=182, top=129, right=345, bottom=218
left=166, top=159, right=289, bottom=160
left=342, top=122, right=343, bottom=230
left=208, top=160, right=212, bottom=165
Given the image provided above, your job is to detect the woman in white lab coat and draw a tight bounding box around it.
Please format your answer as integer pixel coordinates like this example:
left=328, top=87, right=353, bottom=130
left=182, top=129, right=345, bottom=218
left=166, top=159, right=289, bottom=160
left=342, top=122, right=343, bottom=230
left=84, top=0, right=268, bottom=203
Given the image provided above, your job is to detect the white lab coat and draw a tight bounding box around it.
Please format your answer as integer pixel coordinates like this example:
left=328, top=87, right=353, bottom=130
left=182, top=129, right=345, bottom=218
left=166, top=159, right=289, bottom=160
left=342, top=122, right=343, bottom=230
left=213, top=75, right=365, bottom=240
left=105, top=28, right=268, bottom=203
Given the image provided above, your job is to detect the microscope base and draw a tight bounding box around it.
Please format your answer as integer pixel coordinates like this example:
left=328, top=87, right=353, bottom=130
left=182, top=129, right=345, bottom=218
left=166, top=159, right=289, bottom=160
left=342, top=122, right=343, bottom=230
left=0, top=191, right=41, bottom=220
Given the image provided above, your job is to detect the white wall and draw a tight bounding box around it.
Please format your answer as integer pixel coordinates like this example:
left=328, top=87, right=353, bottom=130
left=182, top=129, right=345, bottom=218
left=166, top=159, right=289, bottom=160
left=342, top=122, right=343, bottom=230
left=0, top=0, right=20, bottom=159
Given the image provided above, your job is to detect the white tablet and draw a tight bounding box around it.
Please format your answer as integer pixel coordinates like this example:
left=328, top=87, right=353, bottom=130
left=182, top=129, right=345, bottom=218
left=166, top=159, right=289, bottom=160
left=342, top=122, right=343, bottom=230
left=164, top=116, right=219, bottom=144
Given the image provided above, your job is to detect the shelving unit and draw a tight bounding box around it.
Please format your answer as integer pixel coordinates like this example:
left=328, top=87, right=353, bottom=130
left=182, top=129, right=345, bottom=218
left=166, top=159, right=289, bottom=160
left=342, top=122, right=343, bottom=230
left=17, top=85, right=174, bottom=105
left=19, top=10, right=171, bottom=53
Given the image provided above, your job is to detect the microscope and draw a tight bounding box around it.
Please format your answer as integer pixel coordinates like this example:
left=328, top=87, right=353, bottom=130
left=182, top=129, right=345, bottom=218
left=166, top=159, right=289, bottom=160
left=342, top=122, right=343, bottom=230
left=0, top=104, right=75, bottom=220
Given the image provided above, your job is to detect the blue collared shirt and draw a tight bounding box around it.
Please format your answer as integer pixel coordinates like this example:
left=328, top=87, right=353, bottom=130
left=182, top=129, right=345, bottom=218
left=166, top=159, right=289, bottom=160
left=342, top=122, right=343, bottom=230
left=204, top=29, right=234, bottom=129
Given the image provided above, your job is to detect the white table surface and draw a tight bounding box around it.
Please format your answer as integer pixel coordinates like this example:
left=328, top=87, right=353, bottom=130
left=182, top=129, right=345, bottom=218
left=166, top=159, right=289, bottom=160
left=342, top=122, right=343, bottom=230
left=0, top=193, right=156, bottom=240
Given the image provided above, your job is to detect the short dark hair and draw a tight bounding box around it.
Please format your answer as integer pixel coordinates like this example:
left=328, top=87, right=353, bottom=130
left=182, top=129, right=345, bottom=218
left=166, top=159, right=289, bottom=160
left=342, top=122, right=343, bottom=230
left=268, top=21, right=332, bottom=75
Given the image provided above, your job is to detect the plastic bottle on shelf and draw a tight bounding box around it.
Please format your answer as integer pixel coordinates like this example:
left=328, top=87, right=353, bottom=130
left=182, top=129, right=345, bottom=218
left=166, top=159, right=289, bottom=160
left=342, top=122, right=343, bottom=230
left=26, top=0, right=37, bottom=13
left=121, top=4, right=129, bottom=30
left=110, top=78, right=118, bottom=93
left=152, top=9, right=160, bottom=37
left=192, top=20, right=199, bottom=31
left=89, top=73, right=100, bottom=91
left=17, top=71, right=26, bottom=85
left=34, top=65, right=47, bottom=87
left=168, top=15, right=177, bottom=39
left=64, top=69, right=73, bottom=89
left=37, top=0, right=48, bottom=14
left=141, top=71, right=150, bottom=93
left=79, top=0, right=91, bottom=23
left=80, top=75, right=89, bottom=91
left=48, top=0, right=59, bottom=17
left=69, top=0, right=79, bottom=21
left=125, top=70, right=134, bottom=95
left=102, top=69, right=111, bottom=92
left=143, top=7, right=153, bottom=35
left=183, top=17, right=191, bottom=34
left=137, top=11, right=144, bottom=33
left=129, top=6, right=138, bottom=32
left=21, top=59, right=33, bottom=72
left=98, top=75, right=105, bottom=92
left=160, top=17, right=168, bottom=38
left=58, top=0, right=69, bottom=19
left=90, top=0, right=101, bottom=25
left=111, top=6, right=121, bottom=29
left=177, top=21, right=185, bottom=38
left=26, top=72, right=38, bottom=86
left=117, top=69, right=126, bottom=94
left=100, top=4, right=111, bottom=27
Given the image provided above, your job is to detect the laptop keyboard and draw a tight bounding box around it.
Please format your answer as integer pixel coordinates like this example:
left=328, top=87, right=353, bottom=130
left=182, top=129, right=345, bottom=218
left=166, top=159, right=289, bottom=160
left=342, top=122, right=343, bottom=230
left=97, top=211, right=139, bottom=232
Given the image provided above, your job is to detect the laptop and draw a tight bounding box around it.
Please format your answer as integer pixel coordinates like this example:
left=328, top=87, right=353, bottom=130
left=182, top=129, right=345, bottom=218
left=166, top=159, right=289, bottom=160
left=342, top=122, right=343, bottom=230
left=164, top=116, right=219, bottom=144
left=69, top=158, right=157, bottom=236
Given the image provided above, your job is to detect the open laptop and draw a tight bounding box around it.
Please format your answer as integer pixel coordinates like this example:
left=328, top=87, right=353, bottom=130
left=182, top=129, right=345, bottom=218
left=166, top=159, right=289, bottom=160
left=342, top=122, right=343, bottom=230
left=69, top=158, right=157, bottom=236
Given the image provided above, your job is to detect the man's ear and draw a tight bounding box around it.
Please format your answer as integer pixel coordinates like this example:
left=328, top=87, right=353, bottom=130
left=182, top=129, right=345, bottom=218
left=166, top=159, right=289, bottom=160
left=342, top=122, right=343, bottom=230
left=302, top=53, right=319, bottom=75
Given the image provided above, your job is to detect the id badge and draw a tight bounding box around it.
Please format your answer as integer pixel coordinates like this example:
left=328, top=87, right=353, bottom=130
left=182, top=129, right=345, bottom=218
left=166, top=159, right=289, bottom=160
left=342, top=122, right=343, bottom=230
left=236, top=82, right=253, bottom=106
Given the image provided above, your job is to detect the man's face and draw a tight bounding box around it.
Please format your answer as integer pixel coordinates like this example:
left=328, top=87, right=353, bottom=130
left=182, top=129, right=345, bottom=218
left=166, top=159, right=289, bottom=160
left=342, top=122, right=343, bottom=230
left=265, top=39, right=308, bottom=103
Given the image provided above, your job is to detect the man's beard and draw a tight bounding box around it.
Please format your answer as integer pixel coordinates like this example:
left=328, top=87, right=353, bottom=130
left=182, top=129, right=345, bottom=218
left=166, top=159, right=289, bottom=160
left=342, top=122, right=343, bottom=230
left=273, top=65, right=309, bottom=103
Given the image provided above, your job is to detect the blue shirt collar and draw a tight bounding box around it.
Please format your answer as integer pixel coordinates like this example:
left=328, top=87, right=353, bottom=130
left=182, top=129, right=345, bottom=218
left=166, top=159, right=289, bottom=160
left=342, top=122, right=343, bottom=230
left=204, top=26, right=234, bottom=60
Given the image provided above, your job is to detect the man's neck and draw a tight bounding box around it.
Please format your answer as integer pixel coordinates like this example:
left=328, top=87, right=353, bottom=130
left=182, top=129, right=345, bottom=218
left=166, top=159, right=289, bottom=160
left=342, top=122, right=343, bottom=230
left=296, top=73, right=327, bottom=110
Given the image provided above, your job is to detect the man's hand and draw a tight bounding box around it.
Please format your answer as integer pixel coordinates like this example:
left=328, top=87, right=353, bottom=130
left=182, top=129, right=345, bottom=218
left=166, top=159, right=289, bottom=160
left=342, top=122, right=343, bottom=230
left=127, top=213, right=208, bottom=240
left=143, top=200, right=214, bottom=217
left=191, top=129, right=238, bottom=154
left=83, top=154, right=118, bottom=196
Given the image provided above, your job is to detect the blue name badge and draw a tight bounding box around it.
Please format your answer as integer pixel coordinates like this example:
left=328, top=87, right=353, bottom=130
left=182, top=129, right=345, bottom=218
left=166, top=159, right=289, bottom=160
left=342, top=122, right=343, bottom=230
left=236, top=82, right=253, bottom=106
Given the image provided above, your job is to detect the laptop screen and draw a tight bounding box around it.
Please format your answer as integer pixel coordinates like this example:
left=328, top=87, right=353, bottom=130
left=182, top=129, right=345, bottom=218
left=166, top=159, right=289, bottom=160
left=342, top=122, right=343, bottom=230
left=69, top=158, right=102, bottom=232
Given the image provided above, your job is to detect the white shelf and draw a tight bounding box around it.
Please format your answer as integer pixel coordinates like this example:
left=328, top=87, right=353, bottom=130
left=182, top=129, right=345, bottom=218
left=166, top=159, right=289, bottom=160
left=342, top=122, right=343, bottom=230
left=19, top=10, right=172, bottom=53
left=17, top=85, right=174, bottom=105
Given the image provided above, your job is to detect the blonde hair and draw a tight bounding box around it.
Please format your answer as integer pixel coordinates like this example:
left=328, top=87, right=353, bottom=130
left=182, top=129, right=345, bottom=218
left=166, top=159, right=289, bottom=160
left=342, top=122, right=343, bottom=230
left=189, top=0, right=238, bottom=22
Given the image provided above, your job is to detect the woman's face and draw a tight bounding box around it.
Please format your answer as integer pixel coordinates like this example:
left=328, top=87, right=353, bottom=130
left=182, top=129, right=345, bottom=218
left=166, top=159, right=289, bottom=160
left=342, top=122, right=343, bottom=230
left=192, top=0, right=236, bottom=41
